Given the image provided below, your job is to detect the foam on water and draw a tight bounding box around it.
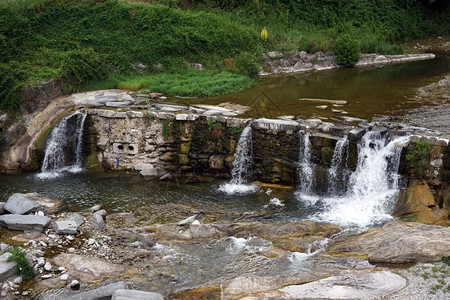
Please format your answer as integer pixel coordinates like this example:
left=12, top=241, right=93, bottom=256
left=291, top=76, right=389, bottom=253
left=218, top=183, right=258, bottom=195
left=298, top=132, right=409, bottom=229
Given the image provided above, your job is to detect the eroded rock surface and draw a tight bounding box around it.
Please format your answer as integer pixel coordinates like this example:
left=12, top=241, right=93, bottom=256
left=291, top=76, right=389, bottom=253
left=328, top=221, right=450, bottom=263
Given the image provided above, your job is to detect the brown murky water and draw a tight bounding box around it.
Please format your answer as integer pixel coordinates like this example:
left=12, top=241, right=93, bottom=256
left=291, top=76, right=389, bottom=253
left=177, top=36, right=450, bottom=135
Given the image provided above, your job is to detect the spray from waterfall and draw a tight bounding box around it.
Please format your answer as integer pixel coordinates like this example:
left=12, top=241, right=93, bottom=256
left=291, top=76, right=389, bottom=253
left=219, top=124, right=257, bottom=194
left=297, top=131, right=409, bottom=229
left=38, top=110, right=87, bottom=179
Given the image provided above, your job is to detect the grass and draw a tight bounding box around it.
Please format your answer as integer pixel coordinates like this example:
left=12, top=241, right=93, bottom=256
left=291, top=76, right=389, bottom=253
left=84, top=69, right=255, bottom=97
left=3, top=247, right=35, bottom=281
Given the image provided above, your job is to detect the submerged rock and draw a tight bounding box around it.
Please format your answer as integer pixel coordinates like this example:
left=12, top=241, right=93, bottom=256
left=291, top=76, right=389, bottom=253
left=328, top=221, right=450, bottom=263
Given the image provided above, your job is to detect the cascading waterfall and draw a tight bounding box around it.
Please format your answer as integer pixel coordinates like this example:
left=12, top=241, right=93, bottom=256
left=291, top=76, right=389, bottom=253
left=38, top=110, right=87, bottom=179
left=326, top=136, right=349, bottom=195
left=295, top=132, right=317, bottom=201
left=298, top=131, right=409, bottom=229
left=219, top=124, right=257, bottom=194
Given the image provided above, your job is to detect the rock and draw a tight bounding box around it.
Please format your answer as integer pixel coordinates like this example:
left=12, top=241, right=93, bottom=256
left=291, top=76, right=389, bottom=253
left=13, top=277, right=22, bottom=285
left=90, top=205, right=101, bottom=213
left=0, top=215, right=50, bottom=232
left=347, top=127, right=366, bottom=141
left=37, top=257, right=45, bottom=267
left=112, top=289, right=164, bottom=300
left=0, top=202, right=5, bottom=215
left=0, top=253, right=17, bottom=282
left=280, top=270, right=405, bottom=299
left=176, top=213, right=202, bottom=226
left=65, top=281, right=128, bottom=300
left=154, top=224, right=228, bottom=240
left=65, top=213, right=85, bottom=227
left=53, top=221, right=78, bottom=235
left=328, top=221, right=450, bottom=263
left=11, top=230, right=47, bottom=243
left=392, top=183, right=446, bottom=225
left=4, top=194, right=40, bottom=215
left=69, top=280, right=80, bottom=289
left=222, top=272, right=331, bottom=299
left=267, top=51, right=283, bottom=59
left=52, top=254, right=132, bottom=282
left=209, top=155, right=225, bottom=170
left=17, top=193, right=63, bottom=215
left=94, top=209, right=107, bottom=217
left=90, top=214, right=105, bottom=229
left=60, top=274, right=68, bottom=281
left=44, top=262, right=52, bottom=271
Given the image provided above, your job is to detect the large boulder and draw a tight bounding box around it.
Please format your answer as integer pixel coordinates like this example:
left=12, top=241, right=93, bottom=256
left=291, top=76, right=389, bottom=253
left=18, top=193, right=63, bottom=215
left=328, top=221, right=450, bottom=263
left=0, top=214, right=50, bottom=232
left=0, top=202, right=5, bottom=215
left=4, top=194, right=40, bottom=215
left=393, top=182, right=447, bottom=225
left=53, top=220, right=78, bottom=235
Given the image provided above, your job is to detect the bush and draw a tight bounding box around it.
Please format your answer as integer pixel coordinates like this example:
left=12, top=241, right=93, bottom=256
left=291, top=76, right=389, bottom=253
left=333, top=35, right=361, bottom=67
left=233, top=52, right=260, bottom=78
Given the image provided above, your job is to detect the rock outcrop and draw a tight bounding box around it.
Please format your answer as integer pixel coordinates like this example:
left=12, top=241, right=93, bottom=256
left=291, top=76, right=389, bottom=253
left=328, top=221, right=450, bottom=263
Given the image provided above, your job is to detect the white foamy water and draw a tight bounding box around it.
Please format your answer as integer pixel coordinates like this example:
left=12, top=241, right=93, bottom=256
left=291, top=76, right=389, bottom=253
left=264, top=197, right=285, bottom=208
left=219, top=125, right=256, bottom=194
left=226, top=237, right=250, bottom=255
left=38, top=110, right=87, bottom=179
left=299, top=132, right=409, bottom=229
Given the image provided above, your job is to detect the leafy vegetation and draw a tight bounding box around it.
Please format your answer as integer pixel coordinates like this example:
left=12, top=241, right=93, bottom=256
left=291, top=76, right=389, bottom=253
left=3, top=247, right=35, bottom=281
left=1, top=0, right=449, bottom=112
left=406, top=141, right=431, bottom=178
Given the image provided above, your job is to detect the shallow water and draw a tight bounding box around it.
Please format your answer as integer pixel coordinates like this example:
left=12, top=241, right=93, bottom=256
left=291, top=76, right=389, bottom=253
left=178, top=37, right=450, bottom=135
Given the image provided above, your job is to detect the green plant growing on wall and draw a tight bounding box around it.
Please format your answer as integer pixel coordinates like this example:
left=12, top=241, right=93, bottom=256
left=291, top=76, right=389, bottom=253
left=4, top=247, right=35, bottom=281
left=206, top=119, right=225, bottom=131
left=228, top=126, right=243, bottom=139
left=406, top=141, right=431, bottom=178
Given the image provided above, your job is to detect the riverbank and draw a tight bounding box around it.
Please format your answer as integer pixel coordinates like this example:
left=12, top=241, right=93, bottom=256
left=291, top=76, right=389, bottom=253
left=0, top=192, right=449, bottom=299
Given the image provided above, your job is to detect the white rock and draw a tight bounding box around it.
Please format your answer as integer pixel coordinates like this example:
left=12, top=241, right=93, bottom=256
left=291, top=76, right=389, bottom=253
left=191, top=220, right=200, bottom=225
left=88, top=238, right=96, bottom=245
left=36, top=211, right=45, bottom=216
left=60, top=274, right=69, bottom=281
left=39, top=241, right=47, bottom=247
left=43, top=262, right=52, bottom=271
left=37, top=257, right=45, bottom=266
left=90, top=205, right=101, bottom=213
left=1, top=291, right=6, bottom=297
left=58, top=267, right=65, bottom=272
left=41, top=274, right=52, bottom=279
left=68, top=248, right=75, bottom=253
left=13, top=277, right=22, bottom=285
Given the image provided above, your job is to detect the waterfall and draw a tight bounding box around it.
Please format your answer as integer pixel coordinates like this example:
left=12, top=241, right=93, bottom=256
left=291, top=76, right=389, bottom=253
left=38, top=110, right=87, bottom=179
left=219, top=125, right=257, bottom=194
left=299, top=131, right=409, bottom=229
left=327, top=136, right=349, bottom=195
left=296, top=132, right=317, bottom=202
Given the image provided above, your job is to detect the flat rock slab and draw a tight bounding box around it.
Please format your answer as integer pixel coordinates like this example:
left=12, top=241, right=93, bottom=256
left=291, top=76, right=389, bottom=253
left=280, top=270, right=406, bottom=299
left=112, top=289, right=164, bottom=300
left=52, top=254, right=132, bottom=283
left=0, top=253, right=17, bottom=282
left=328, top=221, right=450, bottom=263
left=4, top=194, right=40, bottom=215
left=221, top=272, right=332, bottom=299
left=0, top=214, right=50, bottom=232
left=53, top=220, right=78, bottom=235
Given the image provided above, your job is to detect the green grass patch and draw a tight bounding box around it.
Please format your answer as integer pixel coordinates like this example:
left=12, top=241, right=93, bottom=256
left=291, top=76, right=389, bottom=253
left=3, top=247, right=35, bottom=281
left=84, top=69, right=254, bottom=97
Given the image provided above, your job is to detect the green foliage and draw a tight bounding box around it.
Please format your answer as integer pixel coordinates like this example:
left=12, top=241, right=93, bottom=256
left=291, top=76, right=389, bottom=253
left=233, top=52, right=260, bottom=78
left=162, top=119, right=171, bottom=140
left=4, top=247, right=35, bottom=281
left=228, top=126, right=244, bottom=139
left=333, top=34, right=361, bottom=67
left=406, top=141, right=431, bottom=178
left=206, top=120, right=225, bottom=131
left=443, top=257, right=450, bottom=266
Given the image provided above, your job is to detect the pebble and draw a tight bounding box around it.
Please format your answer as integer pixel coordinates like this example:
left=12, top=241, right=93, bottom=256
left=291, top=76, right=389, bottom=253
left=69, top=280, right=80, bottom=289
left=41, top=274, right=52, bottom=279
left=2, top=283, right=8, bottom=290
left=37, top=257, right=45, bottom=266
left=36, top=211, right=45, bottom=216
left=68, top=247, right=75, bottom=253
left=1, top=291, right=6, bottom=297
left=58, top=267, right=66, bottom=272
left=66, top=235, right=75, bottom=241
left=39, top=241, right=48, bottom=247
left=90, top=205, right=101, bottom=213
left=44, top=262, right=52, bottom=271
left=13, top=277, right=22, bottom=285
left=88, top=238, right=96, bottom=245
left=60, top=274, right=69, bottom=281
left=22, top=291, right=29, bottom=296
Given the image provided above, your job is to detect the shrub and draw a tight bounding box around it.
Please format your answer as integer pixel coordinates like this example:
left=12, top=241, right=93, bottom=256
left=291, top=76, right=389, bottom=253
left=333, top=35, right=361, bottom=67
left=233, top=52, right=260, bottom=78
